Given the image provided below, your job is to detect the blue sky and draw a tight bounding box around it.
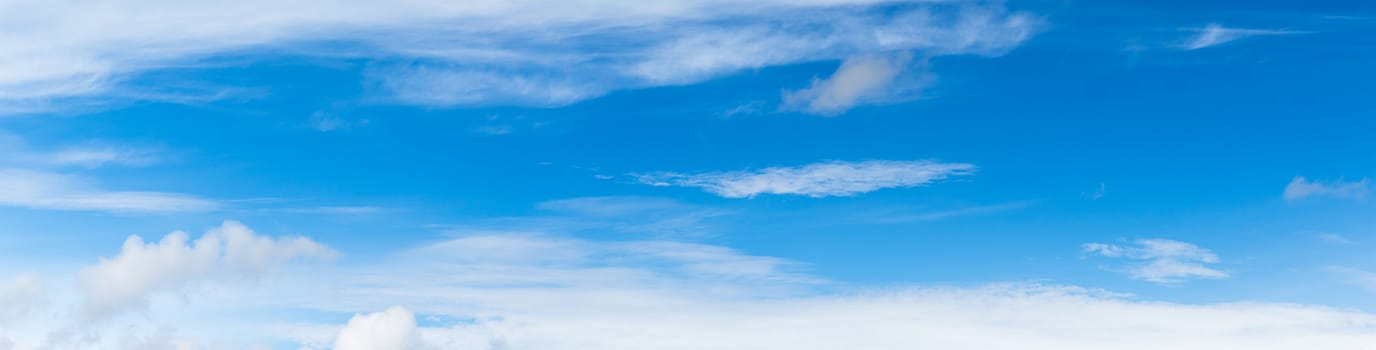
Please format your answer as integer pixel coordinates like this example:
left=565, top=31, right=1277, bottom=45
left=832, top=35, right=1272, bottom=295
left=1, top=0, right=1375, bottom=349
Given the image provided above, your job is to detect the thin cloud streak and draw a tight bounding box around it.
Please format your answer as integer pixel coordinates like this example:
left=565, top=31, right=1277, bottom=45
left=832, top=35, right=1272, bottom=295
left=634, top=160, right=976, bottom=198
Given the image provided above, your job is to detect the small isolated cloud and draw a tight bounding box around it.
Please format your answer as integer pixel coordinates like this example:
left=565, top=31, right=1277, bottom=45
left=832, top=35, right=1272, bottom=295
left=333, top=306, right=417, bottom=350
left=1083, top=239, right=1229, bottom=284
left=782, top=53, right=923, bottom=115
left=77, top=221, right=334, bottom=318
left=1086, top=182, right=1106, bottom=200
left=1183, top=23, right=1302, bottom=50
left=310, top=112, right=368, bottom=132
left=1317, top=233, right=1351, bottom=244
left=634, top=160, right=975, bottom=198
left=0, top=169, right=218, bottom=212
left=1284, top=176, right=1368, bottom=201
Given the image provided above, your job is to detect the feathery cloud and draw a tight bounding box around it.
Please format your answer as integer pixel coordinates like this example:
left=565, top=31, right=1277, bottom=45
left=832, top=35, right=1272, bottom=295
left=635, top=160, right=975, bottom=198
left=0, top=1, right=1040, bottom=112
left=1083, top=239, right=1229, bottom=284
left=1284, top=176, right=1368, bottom=201
left=0, top=169, right=217, bottom=213
left=1183, top=24, right=1302, bottom=50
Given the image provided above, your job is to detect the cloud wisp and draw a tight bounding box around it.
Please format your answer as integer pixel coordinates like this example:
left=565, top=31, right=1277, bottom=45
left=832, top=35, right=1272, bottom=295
left=1182, top=24, right=1303, bottom=50
left=1284, top=176, right=1369, bottom=201
left=1083, top=239, right=1229, bottom=284
left=0, top=169, right=218, bottom=213
left=635, top=160, right=975, bottom=198
left=0, top=1, right=1040, bottom=112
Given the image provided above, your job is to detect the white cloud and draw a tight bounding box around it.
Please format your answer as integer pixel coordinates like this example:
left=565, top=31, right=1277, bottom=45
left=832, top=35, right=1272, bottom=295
left=1182, top=24, right=1302, bottom=50
left=0, top=0, right=1039, bottom=111
left=0, top=169, right=218, bottom=212
left=1084, top=239, right=1229, bottom=284
left=782, top=53, right=924, bottom=115
left=1284, top=176, right=1368, bottom=201
left=77, top=221, right=334, bottom=318
left=333, top=306, right=417, bottom=350
left=634, top=160, right=975, bottom=198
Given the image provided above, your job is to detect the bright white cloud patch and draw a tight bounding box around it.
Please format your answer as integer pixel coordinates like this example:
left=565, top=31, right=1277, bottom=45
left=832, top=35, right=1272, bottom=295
left=1084, top=239, right=1229, bottom=284
left=635, top=160, right=975, bottom=198
left=782, top=53, right=922, bottom=115
left=0, top=169, right=218, bottom=212
left=1284, top=176, right=1369, bottom=201
left=0, top=0, right=1039, bottom=111
left=333, top=306, right=418, bottom=350
left=77, top=221, right=334, bottom=318
left=1182, top=24, right=1301, bottom=50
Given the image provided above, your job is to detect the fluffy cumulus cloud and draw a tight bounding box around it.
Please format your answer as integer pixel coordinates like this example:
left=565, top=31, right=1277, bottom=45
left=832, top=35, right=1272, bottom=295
left=78, top=221, right=334, bottom=318
left=332, top=306, right=418, bottom=350
left=1182, top=23, right=1302, bottom=50
left=0, top=0, right=1040, bottom=112
left=1283, top=176, right=1369, bottom=201
left=1083, top=239, right=1229, bottom=284
left=264, top=233, right=1376, bottom=350
left=0, top=169, right=218, bottom=213
left=634, top=160, right=975, bottom=198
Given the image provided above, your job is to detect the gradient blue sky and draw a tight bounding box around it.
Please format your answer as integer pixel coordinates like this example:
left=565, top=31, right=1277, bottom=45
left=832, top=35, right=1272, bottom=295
left=1, top=0, right=1374, bottom=349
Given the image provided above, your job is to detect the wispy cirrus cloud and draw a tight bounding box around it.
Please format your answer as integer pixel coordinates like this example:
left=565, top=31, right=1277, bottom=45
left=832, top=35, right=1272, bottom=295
left=1284, top=176, right=1368, bottom=201
left=1182, top=23, right=1303, bottom=50
left=634, top=160, right=975, bottom=198
left=1083, top=239, right=1229, bottom=284
left=0, top=0, right=1040, bottom=113
left=0, top=169, right=218, bottom=213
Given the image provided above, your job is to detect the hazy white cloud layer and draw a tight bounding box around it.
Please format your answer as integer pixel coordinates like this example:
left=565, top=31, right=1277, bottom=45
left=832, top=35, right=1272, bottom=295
left=1083, top=239, right=1229, bottom=284
left=6, top=222, right=1376, bottom=349
left=635, top=160, right=975, bottom=198
left=0, top=274, right=44, bottom=325
left=1284, top=176, right=1369, bottom=201
left=270, top=233, right=1376, bottom=350
left=0, top=0, right=1039, bottom=111
left=1182, top=23, right=1301, bottom=50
